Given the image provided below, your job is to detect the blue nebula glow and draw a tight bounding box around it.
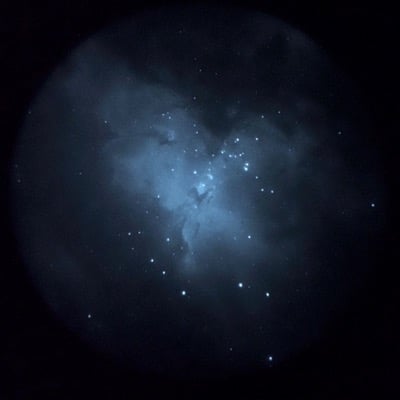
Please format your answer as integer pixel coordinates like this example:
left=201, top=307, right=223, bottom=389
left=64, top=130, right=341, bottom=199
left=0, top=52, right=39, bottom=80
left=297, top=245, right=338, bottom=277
left=104, top=81, right=315, bottom=271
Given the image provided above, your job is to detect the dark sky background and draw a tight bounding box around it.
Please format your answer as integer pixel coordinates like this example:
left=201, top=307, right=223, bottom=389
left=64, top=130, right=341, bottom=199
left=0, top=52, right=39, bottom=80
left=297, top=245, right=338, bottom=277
left=0, top=1, right=397, bottom=399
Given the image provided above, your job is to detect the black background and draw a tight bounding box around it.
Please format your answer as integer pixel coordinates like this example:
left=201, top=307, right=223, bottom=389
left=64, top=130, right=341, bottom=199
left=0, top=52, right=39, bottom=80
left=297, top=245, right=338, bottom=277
left=0, top=1, right=397, bottom=398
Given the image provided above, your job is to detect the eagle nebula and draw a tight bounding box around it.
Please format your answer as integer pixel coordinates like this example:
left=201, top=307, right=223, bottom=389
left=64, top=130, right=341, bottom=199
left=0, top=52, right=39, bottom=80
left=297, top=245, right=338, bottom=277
left=11, top=5, right=383, bottom=377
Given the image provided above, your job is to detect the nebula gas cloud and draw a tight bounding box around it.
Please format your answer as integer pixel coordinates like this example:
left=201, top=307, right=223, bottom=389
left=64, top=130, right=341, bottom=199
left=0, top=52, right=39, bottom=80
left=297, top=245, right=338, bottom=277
left=12, top=5, right=383, bottom=376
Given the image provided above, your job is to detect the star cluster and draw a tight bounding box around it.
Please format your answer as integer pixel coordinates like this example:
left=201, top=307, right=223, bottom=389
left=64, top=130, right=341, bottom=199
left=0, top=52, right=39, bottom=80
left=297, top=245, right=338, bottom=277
left=11, top=5, right=383, bottom=377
